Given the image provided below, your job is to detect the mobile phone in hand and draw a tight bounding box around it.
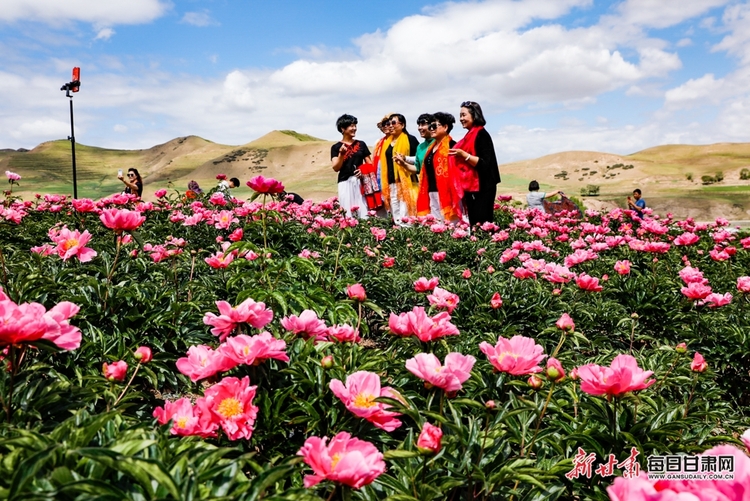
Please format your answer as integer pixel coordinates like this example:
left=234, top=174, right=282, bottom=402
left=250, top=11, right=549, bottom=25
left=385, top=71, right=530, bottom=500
left=118, top=169, right=123, bottom=176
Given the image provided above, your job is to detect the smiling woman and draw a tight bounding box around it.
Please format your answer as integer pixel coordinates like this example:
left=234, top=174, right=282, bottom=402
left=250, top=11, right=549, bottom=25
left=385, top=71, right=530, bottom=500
left=331, top=114, right=371, bottom=218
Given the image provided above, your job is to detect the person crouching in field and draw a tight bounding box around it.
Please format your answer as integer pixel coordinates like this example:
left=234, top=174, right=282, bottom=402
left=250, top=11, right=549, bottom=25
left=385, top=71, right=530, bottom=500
left=416, top=112, right=462, bottom=224
left=627, top=188, right=646, bottom=219
left=331, top=114, right=371, bottom=219
left=382, top=113, right=419, bottom=226
left=526, top=180, right=561, bottom=212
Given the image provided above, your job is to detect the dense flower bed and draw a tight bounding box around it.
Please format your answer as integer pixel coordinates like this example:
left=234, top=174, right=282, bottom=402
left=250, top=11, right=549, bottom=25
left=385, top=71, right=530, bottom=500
left=1, top=174, right=749, bottom=500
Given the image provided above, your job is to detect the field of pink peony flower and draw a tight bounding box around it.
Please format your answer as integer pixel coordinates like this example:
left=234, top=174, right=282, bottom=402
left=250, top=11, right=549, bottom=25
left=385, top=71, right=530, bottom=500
left=1, top=173, right=749, bottom=500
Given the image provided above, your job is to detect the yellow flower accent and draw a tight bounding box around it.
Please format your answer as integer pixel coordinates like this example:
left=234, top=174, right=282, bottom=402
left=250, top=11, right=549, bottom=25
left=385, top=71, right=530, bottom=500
left=352, top=392, right=377, bottom=408
left=62, top=238, right=79, bottom=251
left=217, top=397, right=243, bottom=418
left=175, top=416, right=190, bottom=429
left=330, top=453, right=342, bottom=470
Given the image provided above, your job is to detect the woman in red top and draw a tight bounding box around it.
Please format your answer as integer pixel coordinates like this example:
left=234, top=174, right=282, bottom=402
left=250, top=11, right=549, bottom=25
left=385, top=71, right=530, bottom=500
left=448, top=101, right=500, bottom=226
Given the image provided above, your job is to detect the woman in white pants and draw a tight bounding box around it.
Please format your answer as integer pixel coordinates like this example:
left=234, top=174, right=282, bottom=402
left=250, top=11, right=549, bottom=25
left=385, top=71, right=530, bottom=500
left=331, top=114, right=371, bottom=218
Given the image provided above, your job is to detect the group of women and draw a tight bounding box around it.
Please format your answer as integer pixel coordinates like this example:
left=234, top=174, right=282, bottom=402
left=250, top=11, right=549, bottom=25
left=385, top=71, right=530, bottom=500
left=331, top=101, right=501, bottom=227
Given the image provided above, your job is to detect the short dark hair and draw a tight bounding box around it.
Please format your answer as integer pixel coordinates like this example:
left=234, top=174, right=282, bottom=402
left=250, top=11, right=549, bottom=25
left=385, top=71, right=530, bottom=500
left=127, top=168, right=142, bottom=184
left=416, top=113, right=434, bottom=125
left=432, top=112, right=455, bottom=133
left=529, top=180, right=540, bottom=191
left=460, top=101, right=487, bottom=126
left=389, top=113, right=408, bottom=134
left=336, top=114, right=358, bottom=133
left=229, top=177, right=240, bottom=188
left=633, top=188, right=642, bottom=195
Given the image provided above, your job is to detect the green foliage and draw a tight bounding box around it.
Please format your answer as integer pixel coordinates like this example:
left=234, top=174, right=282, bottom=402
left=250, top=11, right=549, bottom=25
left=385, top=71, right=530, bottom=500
left=580, top=185, right=600, bottom=196
left=740, top=168, right=750, bottom=180
left=0, top=191, right=748, bottom=500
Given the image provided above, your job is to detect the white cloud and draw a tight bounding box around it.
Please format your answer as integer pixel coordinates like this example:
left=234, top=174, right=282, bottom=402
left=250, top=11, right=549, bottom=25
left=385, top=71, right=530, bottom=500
left=613, top=0, right=730, bottom=29
left=181, top=10, right=219, bottom=27
left=10, top=118, right=70, bottom=141
left=0, top=0, right=170, bottom=26
left=677, top=37, right=693, bottom=47
left=114, top=124, right=128, bottom=133
left=94, top=28, right=115, bottom=41
left=665, top=74, right=724, bottom=107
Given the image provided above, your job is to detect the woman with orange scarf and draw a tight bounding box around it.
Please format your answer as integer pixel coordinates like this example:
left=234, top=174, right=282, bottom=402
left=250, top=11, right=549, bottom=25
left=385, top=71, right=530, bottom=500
left=416, top=112, right=462, bottom=223
left=449, top=101, right=501, bottom=226
left=381, top=113, right=419, bottom=226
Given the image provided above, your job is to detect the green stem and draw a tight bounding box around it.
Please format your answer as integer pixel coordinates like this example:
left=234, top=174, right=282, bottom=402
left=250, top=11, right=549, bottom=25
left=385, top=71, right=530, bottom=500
left=113, top=362, right=141, bottom=407
left=523, top=382, right=555, bottom=456
left=261, top=194, right=268, bottom=250
left=551, top=330, right=566, bottom=358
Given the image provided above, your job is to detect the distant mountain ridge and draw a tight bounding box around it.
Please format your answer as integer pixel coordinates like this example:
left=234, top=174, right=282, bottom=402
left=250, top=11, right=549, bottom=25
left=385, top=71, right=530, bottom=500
left=2, top=132, right=750, bottom=221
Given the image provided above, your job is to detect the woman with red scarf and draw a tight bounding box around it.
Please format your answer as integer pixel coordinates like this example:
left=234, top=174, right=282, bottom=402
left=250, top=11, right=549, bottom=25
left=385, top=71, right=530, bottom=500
left=448, top=101, right=500, bottom=225
left=416, top=112, right=462, bottom=223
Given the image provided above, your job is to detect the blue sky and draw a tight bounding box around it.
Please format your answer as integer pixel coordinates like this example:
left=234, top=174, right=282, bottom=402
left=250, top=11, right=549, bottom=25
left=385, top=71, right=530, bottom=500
left=2, top=0, right=749, bottom=162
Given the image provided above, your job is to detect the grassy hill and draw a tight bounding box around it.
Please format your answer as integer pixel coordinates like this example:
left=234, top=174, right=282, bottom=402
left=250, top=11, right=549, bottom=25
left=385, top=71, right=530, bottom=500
left=4, top=134, right=750, bottom=221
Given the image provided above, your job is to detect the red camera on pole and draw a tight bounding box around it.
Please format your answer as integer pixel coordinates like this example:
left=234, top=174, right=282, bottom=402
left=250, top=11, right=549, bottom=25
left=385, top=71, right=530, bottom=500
left=71, top=67, right=80, bottom=93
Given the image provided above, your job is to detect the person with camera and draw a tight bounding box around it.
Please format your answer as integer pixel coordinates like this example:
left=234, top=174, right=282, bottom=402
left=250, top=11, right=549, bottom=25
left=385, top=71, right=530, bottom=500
left=118, top=168, right=143, bottom=198
left=526, top=180, right=562, bottom=212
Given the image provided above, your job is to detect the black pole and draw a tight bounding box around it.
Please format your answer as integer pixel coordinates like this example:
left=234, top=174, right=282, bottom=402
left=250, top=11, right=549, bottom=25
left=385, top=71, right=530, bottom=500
left=68, top=96, right=78, bottom=199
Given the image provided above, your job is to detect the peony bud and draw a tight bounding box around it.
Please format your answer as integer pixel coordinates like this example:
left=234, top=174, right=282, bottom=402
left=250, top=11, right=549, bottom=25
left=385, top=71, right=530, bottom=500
left=546, top=357, right=565, bottom=383
left=691, top=352, right=707, bottom=372
left=321, top=355, right=334, bottom=369
left=346, top=283, right=367, bottom=302
left=675, top=342, right=687, bottom=354
left=485, top=400, right=496, bottom=409
left=417, top=422, right=442, bottom=454
left=555, top=313, right=575, bottom=332
left=528, top=374, right=543, bottom=390
left=490, top=292, right=503, bottom=309
left=102, top=360, right=128, bottom=381
left=569, top=367, right=579, bottom=381
left=462, top=269, right=472, bottom=279
left=134, top=346, right=152, bottom=363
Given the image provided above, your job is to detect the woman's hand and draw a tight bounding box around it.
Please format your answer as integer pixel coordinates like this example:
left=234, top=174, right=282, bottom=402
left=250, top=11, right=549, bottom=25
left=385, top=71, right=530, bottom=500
left=448, top=148, right=468, bottom=160
left=338, top=144, right=348, bottom=157
left=117, top=174, right=124, bottom=181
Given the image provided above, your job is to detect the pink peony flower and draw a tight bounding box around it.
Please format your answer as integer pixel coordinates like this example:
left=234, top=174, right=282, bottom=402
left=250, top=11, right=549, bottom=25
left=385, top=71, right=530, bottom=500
left=691, top=351, right=707, bottom=372
left=31, top=244, right=56, bottom=256
left=414, top=276, right=439, bottom=292
left=203, top=376, right=258, bottom=440
left=370, top=227, right=386, bottom=241
left=298, top=432, right=386, bottom=489
left=103, top=360, right=128, bottom=381
left=614, top=260, right=631, bottom=275
left=405, top=352, right=475, bottom=393
left=432, top=251, right=446, bottom=262
left=5, top=170, right=21, bottom=181
left=51, top=226, right=97, bottom=262
left=327, top=324, right=361, bottom=343
left=490, top=292, right=503, bottom=309
left=737, top=276, right=750, bottom=293
left=513, top=268, right=536, bottom=280
left=330, top=371, right=403, bottom=431
left=382, top=256, right=395, bottom=268
left=134, top=346, right=153, bottom=363
left=674, top=231, right=700, bottom=246
left=247, top=175, right=284, bottom=194
left=99, top=208, right=146, bottom=233
left=576, top=273, right=603, bottom=292
left=417, top=422, right=443, bottom=454
left=218, top=332, right=289, bottom=366
left=704, top=292, right=732, bottom=308
left=153, top=397, right=217, bottom=438
left=577, top=354, right=655, bottom=397
left=281, top=310, right=329, bottom=342
left=388, top=307, right=459, bottom=342
left=346, top=284, right=367, bottom=302
left=202, top=298, right=274, bottom=341
left=154, top=188, right=168, bottom=198
left=479, top=335, right=546, bottom=376
left=427, top=287, right=460, bottom=313
left=175, top=345, right=235, bottom=382
left=0, top=293, right=81, bottom=350
left=71, top=198, right=97, bottom=212
left=462, top=269, right=472, bottom=279
left=681, top=282, right=712, bottom=300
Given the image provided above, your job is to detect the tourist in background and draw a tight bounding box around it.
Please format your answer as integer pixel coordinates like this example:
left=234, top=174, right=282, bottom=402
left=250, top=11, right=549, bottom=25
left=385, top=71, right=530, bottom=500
left=449, top=101, right=500, bottom=225
left=218, top=177, right=240, bottom=197
left=627, top=188, right=646, bottom=218
left=119, top=168, right=143, bottom=198
left=526, top=180, right=561, bottom=211
left=416, top=112, right=462, bottom=223
left=331, top=114, right=371, bottom=218
left=381, top=113, right=419, bottom=226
